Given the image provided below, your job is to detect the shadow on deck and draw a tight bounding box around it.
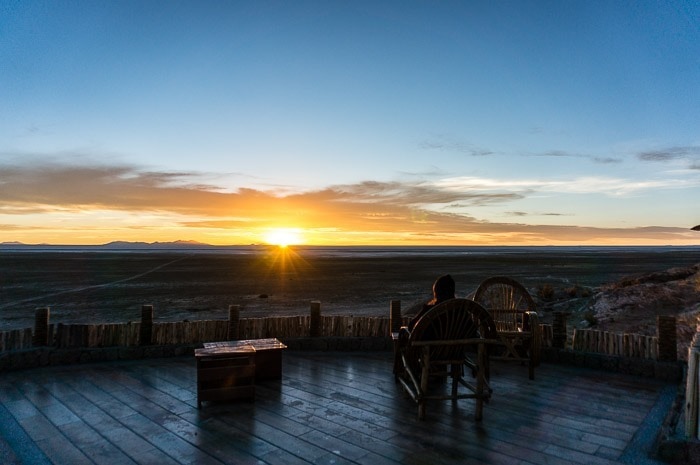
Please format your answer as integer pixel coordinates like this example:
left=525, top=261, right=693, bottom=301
left=0, top=351, right=675, bottom=465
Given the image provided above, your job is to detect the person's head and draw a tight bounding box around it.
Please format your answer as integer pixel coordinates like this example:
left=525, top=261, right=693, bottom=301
left=432, top=274, right=455, bottom=302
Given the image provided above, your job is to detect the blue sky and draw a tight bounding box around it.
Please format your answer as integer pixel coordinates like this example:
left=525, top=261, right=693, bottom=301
left=1, top=1, right=699, bottom=245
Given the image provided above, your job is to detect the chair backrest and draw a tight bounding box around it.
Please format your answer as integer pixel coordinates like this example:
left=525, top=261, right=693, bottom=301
left=472, top=276, right=536, bottom=332
left=409, top=298, right=498, bottom=361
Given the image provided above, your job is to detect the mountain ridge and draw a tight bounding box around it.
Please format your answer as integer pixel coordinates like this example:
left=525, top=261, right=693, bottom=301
left=0, top=240, right=221, bottom=249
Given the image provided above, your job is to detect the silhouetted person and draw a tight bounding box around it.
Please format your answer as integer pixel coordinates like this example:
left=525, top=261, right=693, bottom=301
left=395, top=274, right=457, bottom=379
left=408, top=274, right=456, bottom=331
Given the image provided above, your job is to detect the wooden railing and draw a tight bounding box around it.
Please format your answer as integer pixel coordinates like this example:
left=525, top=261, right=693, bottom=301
left=0, top=316, right=395, bottom=351
left=572, top=329, right=658, bottom=359
left=0, top=301, right=405, bottom=352
left=0, top=304, right=676, bottom=364
left=570, top=315, right=677, bottom=362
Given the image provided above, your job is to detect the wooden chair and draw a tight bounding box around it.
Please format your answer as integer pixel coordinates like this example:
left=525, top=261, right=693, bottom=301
left=394, top=298, right=499, bottom=421
left=472, top=276, right=542, bottom=380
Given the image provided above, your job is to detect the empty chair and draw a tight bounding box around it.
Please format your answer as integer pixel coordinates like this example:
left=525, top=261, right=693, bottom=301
left=472, top=276, right=542, bottom=380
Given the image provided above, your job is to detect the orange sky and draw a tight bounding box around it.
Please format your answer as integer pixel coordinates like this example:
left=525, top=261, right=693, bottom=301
left=0, top=160, right=697, bottom=246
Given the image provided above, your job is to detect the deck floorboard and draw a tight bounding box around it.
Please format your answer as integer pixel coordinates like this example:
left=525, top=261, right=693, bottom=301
left=0, top=351, right=673, bottom=465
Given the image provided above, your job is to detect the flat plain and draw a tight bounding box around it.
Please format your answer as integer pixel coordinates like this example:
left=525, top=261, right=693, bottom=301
left=2, top=247, right=700, bottom=331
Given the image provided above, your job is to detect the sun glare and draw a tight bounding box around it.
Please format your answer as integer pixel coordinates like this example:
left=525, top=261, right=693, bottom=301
left=264, top=228, right=303, bottom=248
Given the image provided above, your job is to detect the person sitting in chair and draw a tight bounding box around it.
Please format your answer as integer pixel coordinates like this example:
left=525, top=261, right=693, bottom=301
left=408, top=274, right=456, bottom=331
left=397, top=274, right=458, bottom=384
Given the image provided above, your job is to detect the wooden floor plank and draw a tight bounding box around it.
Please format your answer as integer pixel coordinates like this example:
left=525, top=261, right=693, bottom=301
left=0, top=351, right=673, bottom=465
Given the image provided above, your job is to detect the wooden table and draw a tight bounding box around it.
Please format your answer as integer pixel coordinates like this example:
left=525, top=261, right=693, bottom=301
left=204, top=338, right=287, bottom=381
left=194, top=344, right=256, bottom=408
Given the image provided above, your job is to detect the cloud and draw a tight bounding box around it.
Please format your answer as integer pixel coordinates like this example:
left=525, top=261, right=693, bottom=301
left=328, top=180, right=523, bottom=207
left=1, top=157, right=697, bottom=245
left=421, top=138, right=624, bottom=165
left=419, top=136, right=495, bottom=157
left=0, top=161, right=233, bottom=215
left=541, top=150, right=573, bottom=158
left=436, top=175, right=694, bottom=196
left=505, top=211, right=568, bottom=218
left=638, top=146, right=700, bottom=162
left=592, top=157, right=623, bottom=164
left=0, top=159, right=513, bottom=234
left=0, top=223, right=36, bottom=231
left=535, top=150, right=623, bottom=164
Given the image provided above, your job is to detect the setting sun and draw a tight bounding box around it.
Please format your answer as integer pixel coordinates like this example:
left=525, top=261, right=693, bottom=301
left=264, top=228, right=303, bottom=247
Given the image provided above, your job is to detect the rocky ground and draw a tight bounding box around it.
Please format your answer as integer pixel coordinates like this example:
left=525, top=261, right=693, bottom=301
left=532, top=263, right=700, bottom=359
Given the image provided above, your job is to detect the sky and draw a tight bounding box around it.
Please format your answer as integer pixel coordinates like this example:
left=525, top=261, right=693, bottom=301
left=1, top=0, right=699, bottom=246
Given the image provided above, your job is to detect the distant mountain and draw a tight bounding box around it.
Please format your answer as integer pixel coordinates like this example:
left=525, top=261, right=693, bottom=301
left=1, top=240, right=219, bottom=249
left=102, top=240, right=215, bottom=249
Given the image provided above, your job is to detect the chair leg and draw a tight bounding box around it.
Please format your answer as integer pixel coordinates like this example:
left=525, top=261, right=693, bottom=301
left=451, top=364, right=459, bottom=399
left=475, top=344, right=487, bottom=421
left=418, top=349, right=430, bottom=420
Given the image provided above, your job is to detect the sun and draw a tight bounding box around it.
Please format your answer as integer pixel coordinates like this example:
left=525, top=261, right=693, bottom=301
left=264, top=228, right=303, bottom=248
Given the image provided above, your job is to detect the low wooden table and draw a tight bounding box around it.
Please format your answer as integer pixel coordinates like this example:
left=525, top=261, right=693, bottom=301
left=204, top=338, right=287, bottom=381
left=194, top=344, right=256, bottom=409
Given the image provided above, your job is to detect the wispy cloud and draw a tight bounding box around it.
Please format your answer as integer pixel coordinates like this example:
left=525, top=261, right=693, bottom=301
left=638, top=145, right=700, bottom=162
left=419, top=136, right=495, bottom=157
left=329, top=181, right=523, bottom=207
left=505, top=211, right=569, bottom=217
left=592, top=157, right=623, bottom=164
left=420, top=137, right=632, bottom=165
left=535, top=150, right=623, bottom=164
left=424, top=144, right=624, bottom=164
left=435, top=175, right=693, bottom=196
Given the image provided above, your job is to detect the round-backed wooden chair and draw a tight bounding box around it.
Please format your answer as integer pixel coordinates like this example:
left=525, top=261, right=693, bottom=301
left=472, top=276, right=542, bottom=380
left=394, top=298, right=499, bottom=420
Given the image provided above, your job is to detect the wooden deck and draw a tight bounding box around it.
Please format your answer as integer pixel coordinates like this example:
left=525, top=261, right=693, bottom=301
left=0, top=351, right=675, bottom=465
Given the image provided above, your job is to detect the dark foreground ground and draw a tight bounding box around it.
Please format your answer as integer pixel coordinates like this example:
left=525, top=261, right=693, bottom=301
left=2, top=247, right=700, bottom=330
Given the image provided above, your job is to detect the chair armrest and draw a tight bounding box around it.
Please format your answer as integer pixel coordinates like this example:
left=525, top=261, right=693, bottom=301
left=523, top=311, right=538, bottom=331
left=396, top=326, right=411, bottom=347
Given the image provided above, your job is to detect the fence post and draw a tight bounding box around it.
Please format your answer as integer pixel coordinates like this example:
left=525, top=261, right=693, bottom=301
left=140, top=304, right=153, bottom=345
left=310, top=301, right=321, bottom=337
left=685, top=332, right=700, bottom=439
left=552, top=312, right=568, bottom=349
left=228, top=304, right=240, bottom=340
left=657, top=315, right=677, bottom=361
left=390, top=300, right=402, bottom=335
left=33, top=307, right=50, bottom=347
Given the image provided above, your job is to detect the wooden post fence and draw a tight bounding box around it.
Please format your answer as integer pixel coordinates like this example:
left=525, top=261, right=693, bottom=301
left=33, top=307, right=50, bottom=347
left=390, top=300, right=402, bottom=335
left=552, top=312, right=568, bottom=349
left=140, top=304, right=153, bottom=345
left=657, top=315, right=677, bottom=361
left=310, top=301, right=321, bottom=337
left=228, top=305, right=240, bottom=340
